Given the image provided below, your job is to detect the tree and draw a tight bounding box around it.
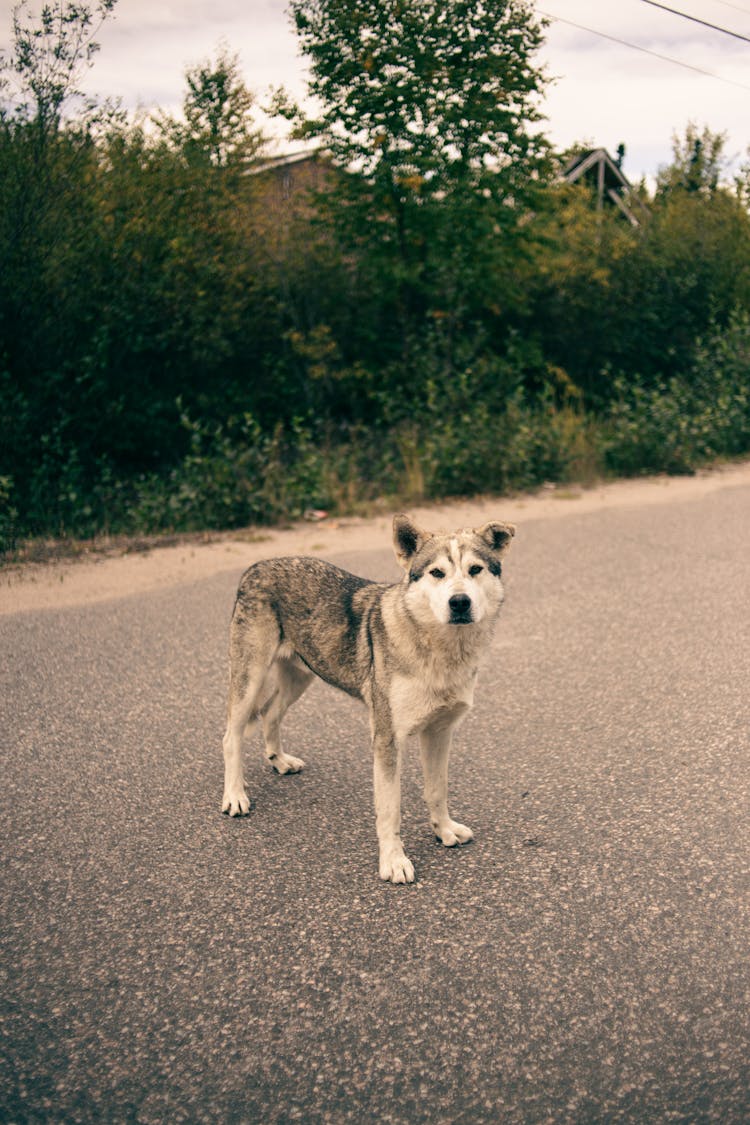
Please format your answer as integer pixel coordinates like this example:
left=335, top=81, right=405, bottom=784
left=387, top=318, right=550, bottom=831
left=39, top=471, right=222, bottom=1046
left=0, top=3, right=120, bottom=534
left=656, top=123, right=728, bottom=198
left=0, top=0, right=117, bottom=135
left=158, top=44, right=265, bottom=170
left=529, top=143, right=750, bottom=403
left=526, top=180, right=640, bottom=402
left=735, top=149, right=750, bottom=209
left=278, top=0, right=550, bottom=391
left=287, top=0, right=547, bottom=196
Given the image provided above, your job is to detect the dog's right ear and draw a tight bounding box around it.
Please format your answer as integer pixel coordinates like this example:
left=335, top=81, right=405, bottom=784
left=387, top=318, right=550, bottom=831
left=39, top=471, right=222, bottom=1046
left=393, top=514, right=431, bottom=570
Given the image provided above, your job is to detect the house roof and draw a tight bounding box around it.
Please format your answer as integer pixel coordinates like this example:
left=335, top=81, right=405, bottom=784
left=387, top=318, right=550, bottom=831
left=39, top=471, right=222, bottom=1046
left=247, top=146, right=323, bottom=176
left=561, top=147, right=646, bottom=226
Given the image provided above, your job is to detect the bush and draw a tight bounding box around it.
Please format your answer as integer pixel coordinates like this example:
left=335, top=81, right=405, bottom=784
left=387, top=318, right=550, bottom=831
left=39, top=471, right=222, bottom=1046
left=3, top=317, right=750, bottom=552
left=0, top=476, right=17, bottom=554
left=603, top=311, right=750, bottom=475
left=126, top=411, right=328, bottom=533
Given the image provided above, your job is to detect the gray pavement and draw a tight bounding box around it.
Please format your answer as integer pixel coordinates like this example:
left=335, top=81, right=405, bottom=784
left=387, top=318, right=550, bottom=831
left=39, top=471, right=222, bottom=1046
left=1, top=482, right=749, bottom=1123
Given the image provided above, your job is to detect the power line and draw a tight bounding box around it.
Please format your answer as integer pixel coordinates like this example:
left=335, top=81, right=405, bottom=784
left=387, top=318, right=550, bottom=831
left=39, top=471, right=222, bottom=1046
left=704, top=0, right=750, bottom=17
left=538, top=9, right=750, bottom=91
left=638, top=0, right=750, bottom=43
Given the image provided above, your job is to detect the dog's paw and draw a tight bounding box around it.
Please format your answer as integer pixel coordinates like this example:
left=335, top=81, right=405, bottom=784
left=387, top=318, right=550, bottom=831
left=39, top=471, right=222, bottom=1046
left=379, top=847, right=415, bottom=885
left=435, top=819, right=474, bottom=847
left=270, top=752, right=305, bottom=775
left=222, top=789, right=251, bottom=816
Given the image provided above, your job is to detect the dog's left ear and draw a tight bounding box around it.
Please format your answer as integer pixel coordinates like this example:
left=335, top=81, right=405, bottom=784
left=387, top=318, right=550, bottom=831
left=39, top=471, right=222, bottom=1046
left=476, top=521, right=516, bottom=556
left=393, top=513, right=432, bottom=569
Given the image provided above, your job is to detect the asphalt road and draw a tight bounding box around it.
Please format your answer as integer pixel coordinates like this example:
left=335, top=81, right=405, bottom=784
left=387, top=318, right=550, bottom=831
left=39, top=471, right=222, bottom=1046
left=2, top=482, right=749, bottom=1124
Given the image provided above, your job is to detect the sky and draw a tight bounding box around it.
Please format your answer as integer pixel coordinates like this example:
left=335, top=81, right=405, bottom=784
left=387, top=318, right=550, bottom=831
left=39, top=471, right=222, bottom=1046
left=1, top=0, right=749, bottom=186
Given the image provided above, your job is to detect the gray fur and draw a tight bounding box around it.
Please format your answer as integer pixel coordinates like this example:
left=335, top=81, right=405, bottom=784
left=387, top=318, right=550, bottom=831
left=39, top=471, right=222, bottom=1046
left=221, top=513, right=516, bottom=883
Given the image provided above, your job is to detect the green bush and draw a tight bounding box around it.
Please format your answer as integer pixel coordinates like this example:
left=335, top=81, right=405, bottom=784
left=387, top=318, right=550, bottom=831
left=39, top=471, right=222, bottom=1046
left=0, top=475, right=17, bottom=554
left=603, top=311, right=750, bottom=475
left=125, top=412, right=328, bottom=533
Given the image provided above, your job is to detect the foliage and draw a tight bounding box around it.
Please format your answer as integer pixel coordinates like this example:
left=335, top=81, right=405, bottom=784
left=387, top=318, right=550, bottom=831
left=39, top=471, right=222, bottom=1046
left=285, top=0, right=549, bottom=196
left=656, top=122, right=728, bottom=198
left=155, top=44, right=264, bottom=170
left=604, top=311, right=750, bottom=475
left=1, top=7, right=750, bottom=551
left=530, top=128, right=750, bottom=404
left=277, top=0, right=551, bottom=376
left=1, top=0, right=118, bottom=133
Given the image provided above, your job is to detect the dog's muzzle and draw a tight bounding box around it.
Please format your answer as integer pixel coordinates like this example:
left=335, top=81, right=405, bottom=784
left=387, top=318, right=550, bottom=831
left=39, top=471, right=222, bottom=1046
left=448, top=593, right=473, bottom=624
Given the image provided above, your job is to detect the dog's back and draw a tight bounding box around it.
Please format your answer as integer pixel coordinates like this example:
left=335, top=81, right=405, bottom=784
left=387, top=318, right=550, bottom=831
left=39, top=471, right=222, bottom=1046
left=232, top=556, right=383, bottom=699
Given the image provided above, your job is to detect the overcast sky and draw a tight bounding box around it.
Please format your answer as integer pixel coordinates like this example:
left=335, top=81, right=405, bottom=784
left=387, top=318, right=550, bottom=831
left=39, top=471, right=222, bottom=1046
left=2, top=0, right=749, bottom=185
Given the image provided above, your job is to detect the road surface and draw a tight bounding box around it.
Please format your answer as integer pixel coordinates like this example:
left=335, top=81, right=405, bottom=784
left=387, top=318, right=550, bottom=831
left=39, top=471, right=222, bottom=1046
left=1, top=479, right=749, bottom=1123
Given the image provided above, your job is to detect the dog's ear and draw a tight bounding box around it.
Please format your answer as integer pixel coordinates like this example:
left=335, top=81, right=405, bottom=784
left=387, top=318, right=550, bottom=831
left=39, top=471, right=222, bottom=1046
left=393, top=513, right=432, bottom=569
left=476, top=521, right=516, bottom=556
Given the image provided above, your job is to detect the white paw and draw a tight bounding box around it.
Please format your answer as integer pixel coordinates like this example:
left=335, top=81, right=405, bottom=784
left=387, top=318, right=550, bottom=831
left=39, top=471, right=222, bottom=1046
left=379, top=847, right=415, bottom=884
left=222, top=788, right=251, bottom=816
left=269, top=752, right=305, bottom=775
left=435, top=819, right=474, bottom=847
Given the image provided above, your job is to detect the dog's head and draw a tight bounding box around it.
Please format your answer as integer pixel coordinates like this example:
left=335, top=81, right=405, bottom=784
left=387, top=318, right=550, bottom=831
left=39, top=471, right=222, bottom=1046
left=393, top=513, right=515, bottom=627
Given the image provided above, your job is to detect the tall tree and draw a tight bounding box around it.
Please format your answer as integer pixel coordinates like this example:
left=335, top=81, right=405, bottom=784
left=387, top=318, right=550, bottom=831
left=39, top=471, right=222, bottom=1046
left=158, top=44, right=264, bottom=170
left=1, top=0, right=117, bottom=135
left=0, top=1, right=120, bottom=539
left=287, top=0, right=547, bottom=197
left=656, top=123, right=728, bottom=197
left=279, top=0, right=550, bottom=384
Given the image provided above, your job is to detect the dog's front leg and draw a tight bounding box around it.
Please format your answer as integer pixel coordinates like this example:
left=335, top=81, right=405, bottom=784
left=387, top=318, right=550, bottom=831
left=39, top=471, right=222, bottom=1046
left=419, top=721, right=473, bottom=847
left=372, top=723, right=414, bottom=884
left=222, top=720, right=251, bottom=816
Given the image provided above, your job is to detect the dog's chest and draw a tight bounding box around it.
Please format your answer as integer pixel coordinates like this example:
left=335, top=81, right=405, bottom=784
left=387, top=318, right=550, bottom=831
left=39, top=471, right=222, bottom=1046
left=388, top=662, right=477, bottom=740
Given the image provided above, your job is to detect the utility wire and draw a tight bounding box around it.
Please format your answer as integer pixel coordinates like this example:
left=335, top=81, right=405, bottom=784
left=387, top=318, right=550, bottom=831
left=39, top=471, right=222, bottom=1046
left=639, top=0, right=750, bottom=43
left=713, top=0, right=750, bottom=16
left=538, top=9, right=750, bottom=91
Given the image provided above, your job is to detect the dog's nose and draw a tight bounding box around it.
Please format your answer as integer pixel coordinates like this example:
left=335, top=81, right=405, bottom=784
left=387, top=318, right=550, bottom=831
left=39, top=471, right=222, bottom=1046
left=449, top=593, right=472, bottom=616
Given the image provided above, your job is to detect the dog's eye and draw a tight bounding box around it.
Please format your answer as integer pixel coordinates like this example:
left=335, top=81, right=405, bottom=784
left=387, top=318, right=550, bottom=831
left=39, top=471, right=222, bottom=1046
left=468, top=564, right=483, bottom=577
left=429, top=568, right=445, bottom=580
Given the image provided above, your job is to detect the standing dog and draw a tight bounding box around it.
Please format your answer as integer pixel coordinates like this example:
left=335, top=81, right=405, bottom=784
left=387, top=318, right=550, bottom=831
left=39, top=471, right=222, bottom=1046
left=222, top=513, right=515, bottom=883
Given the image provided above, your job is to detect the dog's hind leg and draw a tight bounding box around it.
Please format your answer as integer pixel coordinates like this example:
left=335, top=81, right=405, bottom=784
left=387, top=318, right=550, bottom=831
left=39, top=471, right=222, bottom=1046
left=261, top=656, right=313, bottom=775
left=419, top=720, right=474, bottom=847
left=222, top=607, right=279, bottom=816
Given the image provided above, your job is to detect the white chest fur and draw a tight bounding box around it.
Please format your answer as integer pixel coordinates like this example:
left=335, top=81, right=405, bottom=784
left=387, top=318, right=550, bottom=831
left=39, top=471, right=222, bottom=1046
left=388, top=661, right=477, bottom=741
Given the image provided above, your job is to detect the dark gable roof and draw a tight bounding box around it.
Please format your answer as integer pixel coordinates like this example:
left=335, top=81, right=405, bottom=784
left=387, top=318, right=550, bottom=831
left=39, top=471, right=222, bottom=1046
left=561, top=147, right=646, bottom=226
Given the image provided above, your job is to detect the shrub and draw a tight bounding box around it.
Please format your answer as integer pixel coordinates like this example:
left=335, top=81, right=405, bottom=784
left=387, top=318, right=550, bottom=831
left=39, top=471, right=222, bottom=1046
left=603, top=310, right=750, bottom=475
left=0, top=476, right=18, bottom=554
left=126, top=411, right=328, bottom=533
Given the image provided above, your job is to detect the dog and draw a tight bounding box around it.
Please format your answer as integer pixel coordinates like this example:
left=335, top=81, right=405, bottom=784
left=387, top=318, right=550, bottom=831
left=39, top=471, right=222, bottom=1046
left=221, top=513, right=515, bottom=883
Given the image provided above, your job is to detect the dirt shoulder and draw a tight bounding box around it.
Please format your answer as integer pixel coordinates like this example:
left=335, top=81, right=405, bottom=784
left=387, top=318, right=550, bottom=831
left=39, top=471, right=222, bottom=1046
left=3, top=461, right=750, bottom=616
